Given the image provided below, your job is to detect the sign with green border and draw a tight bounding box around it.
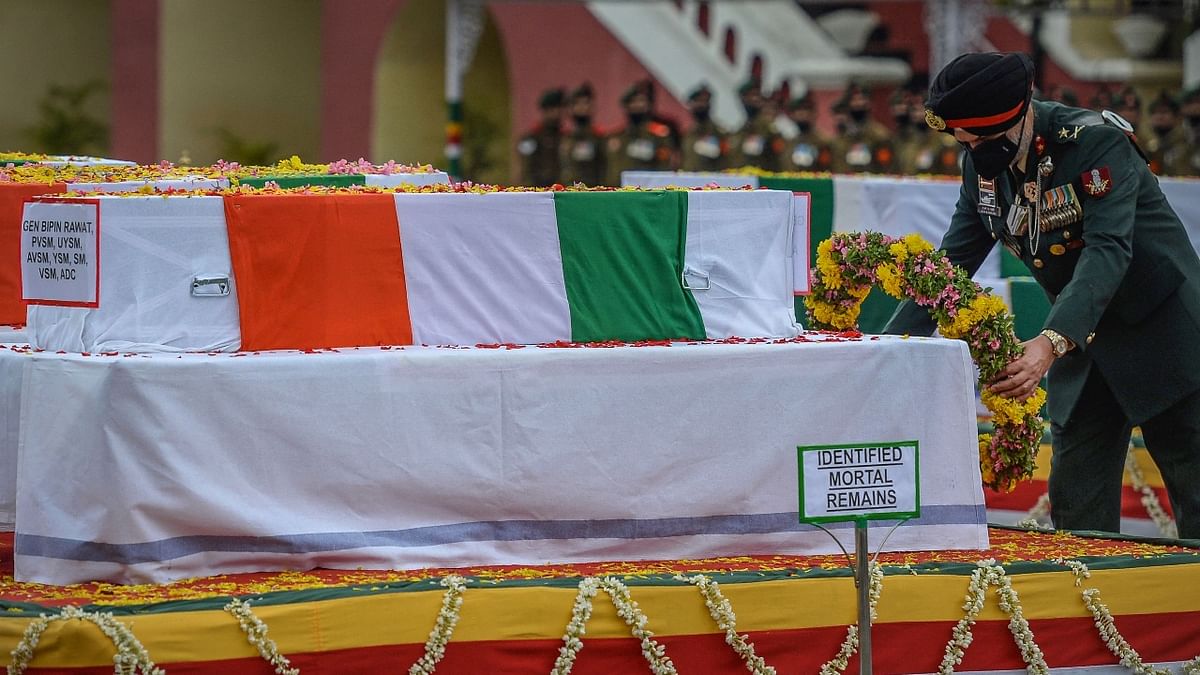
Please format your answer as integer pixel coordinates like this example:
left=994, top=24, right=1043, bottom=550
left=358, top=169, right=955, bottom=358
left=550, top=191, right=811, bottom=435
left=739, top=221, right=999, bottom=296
left=797, top=441, right=920, bottom=523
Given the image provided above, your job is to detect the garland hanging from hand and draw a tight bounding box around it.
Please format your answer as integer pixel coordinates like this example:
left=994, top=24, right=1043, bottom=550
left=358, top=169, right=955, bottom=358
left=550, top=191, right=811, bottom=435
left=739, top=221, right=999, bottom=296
left=805, top=231, right=1042, bottom=491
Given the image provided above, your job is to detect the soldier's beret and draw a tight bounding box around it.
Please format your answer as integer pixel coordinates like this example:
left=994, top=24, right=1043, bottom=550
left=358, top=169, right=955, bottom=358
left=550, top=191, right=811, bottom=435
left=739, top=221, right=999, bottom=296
left=925, top=52, right=1034, bottom=135
left=788, top=93, right=814, bottom=110
left=539, top=88, right=566, bottom=109
left=620, top=83, right=645, bottom=105
left=738, top=79, right=761, bottom=97
left=570, top=82, right=594, bottom=101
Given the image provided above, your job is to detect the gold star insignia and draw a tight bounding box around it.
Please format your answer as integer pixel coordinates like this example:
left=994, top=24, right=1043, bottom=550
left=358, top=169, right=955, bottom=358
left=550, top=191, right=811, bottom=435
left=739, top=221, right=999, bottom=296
left=1058, top=127, right=1070, bottom=140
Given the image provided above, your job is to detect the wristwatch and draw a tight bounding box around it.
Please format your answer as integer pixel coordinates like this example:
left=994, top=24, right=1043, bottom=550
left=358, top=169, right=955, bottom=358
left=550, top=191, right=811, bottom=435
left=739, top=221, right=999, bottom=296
left=1040, top=329, right=1070, bottom=357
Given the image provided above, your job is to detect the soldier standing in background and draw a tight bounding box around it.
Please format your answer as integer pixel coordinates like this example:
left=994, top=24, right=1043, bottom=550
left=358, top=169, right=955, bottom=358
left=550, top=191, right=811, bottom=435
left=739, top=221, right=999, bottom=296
left=1113, top=87, right=1145, bottom=137
left=1144, top=91, right=1191, bottom=176
left=729, top=80, right=787, bottom=171
left=680, top=85, right=730, bottom=172
left=517, top=88, right=565, bottom=187
left=560, top=83, right=606, bottom=186
left=829, top=83, right=896, bottom=174
left=1179, top=86, right=1200, bottom=177
left=783, top=92, right=832, bottom=172
left=892, top=87, right=925, bottom=175
left=605, top=83, right=674, bottom=185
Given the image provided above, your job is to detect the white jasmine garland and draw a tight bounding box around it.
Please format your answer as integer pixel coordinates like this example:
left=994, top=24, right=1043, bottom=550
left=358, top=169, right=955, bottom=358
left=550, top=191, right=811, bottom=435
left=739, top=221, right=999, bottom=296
left=1124, top=449, right=1178, bottom=538
left=937, top=561, right=993, bottom=674
left=819, top=562, right=883, bottom=675
left=6, top=605, right=162, bottom=675
left=408, top=575, right=467, bottom=675
left=224, top=598, right=299, bottom=675
left=991, top=568, right=1049, bottom=674
left=1058, top=559, right=1197, bottom=675
left=551, top=576, right=678, bottom=675
left=551, top=577, right=599, bottom=674
left=675, top=574, right=775, bottom=675
left=1017, top=493, right=1053, bottom=530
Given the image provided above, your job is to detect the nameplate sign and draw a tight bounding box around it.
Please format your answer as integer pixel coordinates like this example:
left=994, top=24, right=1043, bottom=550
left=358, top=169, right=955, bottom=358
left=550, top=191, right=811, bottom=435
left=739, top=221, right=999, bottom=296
left=798, top=441, right=920, bottom=523
left=21, top=199, right=100, bottom=308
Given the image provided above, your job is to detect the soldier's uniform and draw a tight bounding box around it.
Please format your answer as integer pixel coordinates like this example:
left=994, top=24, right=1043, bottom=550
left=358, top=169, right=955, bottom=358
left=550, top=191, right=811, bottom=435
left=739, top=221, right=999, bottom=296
left=560, top=84, right=606, bottom=186
left=681, top=118, right=730, bottom=172
left=729, top=115, right=787, bottom=172
left=605, top=86, right=674, bottom=185
left=1143, top=92, right=1195, bottom=177
left=517, top=89, right=565, bottom=187
left=886, top=52, right=1200, bottom=537
left=829, top=112, right=896, bottom=174
left=784, top=95, right=833, bottom=172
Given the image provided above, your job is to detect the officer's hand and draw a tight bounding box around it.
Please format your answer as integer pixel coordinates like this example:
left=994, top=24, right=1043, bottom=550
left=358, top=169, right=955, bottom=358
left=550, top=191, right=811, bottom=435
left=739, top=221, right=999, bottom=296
left=987, top=336, right=1055, bottom=401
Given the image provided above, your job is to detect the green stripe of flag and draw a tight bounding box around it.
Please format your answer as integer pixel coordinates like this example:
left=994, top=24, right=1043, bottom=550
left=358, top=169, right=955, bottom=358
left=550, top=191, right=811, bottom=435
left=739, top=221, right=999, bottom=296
left=236, top=174, right=366, bottom=189
left=553, top=191, right=705, bottom=342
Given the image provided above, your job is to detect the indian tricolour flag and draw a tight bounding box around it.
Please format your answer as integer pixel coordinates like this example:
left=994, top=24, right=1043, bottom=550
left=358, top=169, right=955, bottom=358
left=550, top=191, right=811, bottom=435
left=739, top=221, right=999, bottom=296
left=224, top=190, right=799, bottom=351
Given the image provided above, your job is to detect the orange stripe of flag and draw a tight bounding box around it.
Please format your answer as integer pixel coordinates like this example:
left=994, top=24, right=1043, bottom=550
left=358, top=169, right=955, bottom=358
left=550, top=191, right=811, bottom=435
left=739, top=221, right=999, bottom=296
left=0, top=183, right=66, bottom=325
left=224, top=193, right=412, bottom=351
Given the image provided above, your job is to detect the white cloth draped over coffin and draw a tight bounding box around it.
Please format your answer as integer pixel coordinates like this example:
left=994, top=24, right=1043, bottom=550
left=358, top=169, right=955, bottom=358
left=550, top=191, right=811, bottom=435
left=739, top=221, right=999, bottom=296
left=26, top=190, right=804, bottom=353
left=10, top=335, right=986, bottom=585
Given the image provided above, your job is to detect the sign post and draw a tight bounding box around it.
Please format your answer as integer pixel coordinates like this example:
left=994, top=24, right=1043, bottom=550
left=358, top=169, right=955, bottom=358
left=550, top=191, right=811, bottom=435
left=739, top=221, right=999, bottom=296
left=798, top=441, right=920, bottom=674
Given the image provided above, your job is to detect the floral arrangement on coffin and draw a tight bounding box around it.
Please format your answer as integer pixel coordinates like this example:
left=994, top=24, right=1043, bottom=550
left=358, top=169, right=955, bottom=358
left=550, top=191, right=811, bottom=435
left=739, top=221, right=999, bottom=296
left=0, top=157, right=438, bottom=186
left=63, top=181, right=755, bottom=198
left=805, top=231, right=1042, bottom=492
left=233, top=155, right=437, bottom=177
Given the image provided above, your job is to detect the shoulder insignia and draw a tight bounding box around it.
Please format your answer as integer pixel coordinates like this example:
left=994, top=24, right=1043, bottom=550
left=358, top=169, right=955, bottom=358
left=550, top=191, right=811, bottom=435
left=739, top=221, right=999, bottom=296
left=1056, top=125, right=1086, bottom=142
left=1081, top=167, right=1112, bottom=197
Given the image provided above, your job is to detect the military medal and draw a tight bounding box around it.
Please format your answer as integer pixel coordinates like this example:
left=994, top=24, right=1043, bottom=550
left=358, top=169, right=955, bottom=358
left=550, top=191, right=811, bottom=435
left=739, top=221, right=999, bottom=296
left=742, top=135, right=765, bottom=157
left=791, top=143, right=816, bottom=168
left=1081, top=167, right=1112, bottom=197
left=1049, top=244, right=1066, bottom=255
left=694, top=136, right=722, bottom=160
left=846, top=142, right=871, bottom=167
left=1038, top=183, right=1083, bottom=231
left=571, top=141, right=596, bottom=162
left=627, top=139, right=655, bottom=161
left=977, top=177, right=1001, bottom=217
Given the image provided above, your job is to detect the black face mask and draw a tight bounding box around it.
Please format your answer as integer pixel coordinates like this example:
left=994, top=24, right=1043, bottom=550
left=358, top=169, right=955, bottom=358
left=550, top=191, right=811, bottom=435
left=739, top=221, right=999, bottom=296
left=1153, top=123, right=1174, bottom=137
left=836, top=121, right=847, bottom=135
left=627, top=111, right=648, bottom=127
left=1188, top=115, right=1200, bottom=129
left=691, top=107, right=710, bottom=124
left=795, top=121, right=812, bottom=135
left=894, top=113, right=910, bottom=128
left=850, top=109, right=869, bottom=124
left=573, top=114, right=591, bottom=127
left=964, top=124, right=1024, bottom=180
left=743, top=103, right=761, bottom=118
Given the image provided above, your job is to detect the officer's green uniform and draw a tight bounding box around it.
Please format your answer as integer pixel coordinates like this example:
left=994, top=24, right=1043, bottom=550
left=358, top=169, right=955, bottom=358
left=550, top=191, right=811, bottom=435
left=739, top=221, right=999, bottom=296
left=729, top=117, right=787, bottom=172
left=605, top=121, right=674, bottom=186
left=829, top=121, right=896, bottom=174
left=681, top=118, right=730, bottom=173
left=1145, top=124, right=1199, bottom=177
left=895, top=125, right=960, bottom=176
left=785, top=128, right=834, bottom=172
left=886, top=99, right=1200, bottom=537
left=517, top=124, right=562, bottom=187
left=561, top=124, right=606, bottom=186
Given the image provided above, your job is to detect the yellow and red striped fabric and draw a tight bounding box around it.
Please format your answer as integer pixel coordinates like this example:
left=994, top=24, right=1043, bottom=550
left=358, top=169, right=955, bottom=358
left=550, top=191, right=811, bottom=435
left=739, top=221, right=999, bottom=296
left=2, top=530, right=1197, bottom=673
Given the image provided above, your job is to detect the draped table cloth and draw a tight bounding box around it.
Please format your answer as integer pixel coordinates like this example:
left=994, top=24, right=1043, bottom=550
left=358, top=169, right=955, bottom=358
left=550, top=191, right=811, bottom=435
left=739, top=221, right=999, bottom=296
left=9, top=334, right=985, bottom=585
